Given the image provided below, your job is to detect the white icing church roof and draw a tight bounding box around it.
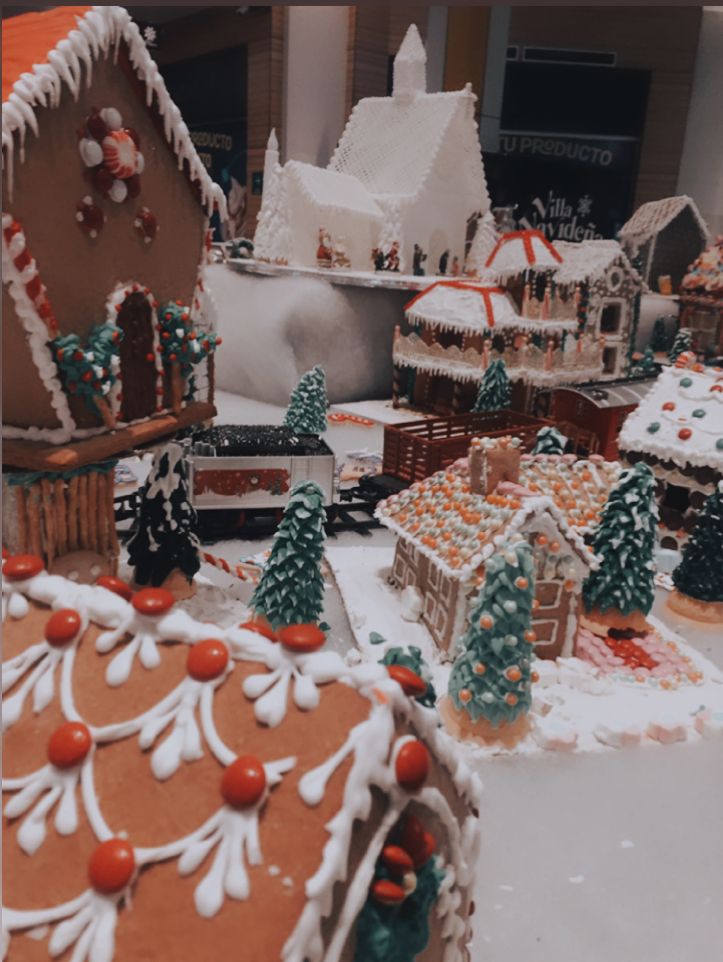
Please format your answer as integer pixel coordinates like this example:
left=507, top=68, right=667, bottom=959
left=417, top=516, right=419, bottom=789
left=284, top=161, right=383, bottom=219
left=619, top=362, right=723, bottom=472
left=484, top=230, right=562, bottom=277
left=618, top=195, right=709, bottom=244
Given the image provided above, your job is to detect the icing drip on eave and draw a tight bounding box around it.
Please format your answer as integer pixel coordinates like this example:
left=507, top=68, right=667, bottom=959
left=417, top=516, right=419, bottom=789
left=1, top=6, right=226, bottom=221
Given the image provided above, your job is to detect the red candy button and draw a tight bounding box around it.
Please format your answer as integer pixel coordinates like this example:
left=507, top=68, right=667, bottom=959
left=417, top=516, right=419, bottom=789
left=239, top=620, right=277, bottom=642
left=96, top=575, right=133, bottom=602
left=276, top=624, right=325, bottom=654
left=44, top=608, right=82, bottom=647
left=386, top=664, right=427, bottom=698
left=678, top=428, right=692, bottom=440
left=88, top=838, right=135, bottom=894
left=187, top=639, right=229, bottom=681
left=47, top=722, right=92, bottom=768
left=2, top=554, right=44, bottom=581
left=371, top=879, right=406, bottom=905
left=132, top=587, right=174, bottom=616
left=221, top=756, right=266, bottom=808
left=662, top=401, right=675, bottom=411
left=400, top=814, right=435, bottom=868
left=395, top=739, right=429, bottom=792
left=381, top=844, right=415, bottom=876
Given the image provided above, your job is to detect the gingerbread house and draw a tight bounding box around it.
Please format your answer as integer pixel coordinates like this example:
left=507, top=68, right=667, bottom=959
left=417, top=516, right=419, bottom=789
left=619, top=357, right=723, bottom=550
left=377, top=437, right=620, bottom=659
left=1, top=563, right=482, bottom=962
left=2, top=7, right=226, bottom=574
left=679, top=236, right=723, bottom=357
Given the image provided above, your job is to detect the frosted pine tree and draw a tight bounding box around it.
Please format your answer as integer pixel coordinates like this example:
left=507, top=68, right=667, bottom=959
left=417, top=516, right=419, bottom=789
left=250, top=480, right=327, bottom=628
left=448, top=538, right=536, bottom=728
left=668, top=327, right=692, bottom=363
left=629, top=347, right=661, bottom=378
left=464, top=210, right=499, bottom=277
left=283, top=366, right=329, bottom=435
left=672, top=482, right=723, bottom=603
left=650, top=316, right=670, bottom=353
left=582, top=462, right=658, bottom=618
left=472, top=358, right=511, bottom=412
left=254, top=166, right=292, bottom=264
left=127, top=443, right=200, bottom=589
left=532, top=426, right=566, bottom=455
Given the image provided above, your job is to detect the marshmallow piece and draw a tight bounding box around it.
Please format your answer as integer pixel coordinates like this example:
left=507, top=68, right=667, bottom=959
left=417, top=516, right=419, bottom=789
left=399, top=585, right=423, bottom=622
left=593, top=722, right=644, bottom=749
left=557, top=657, right=610, bottom=695
left=694, top=709, right=723, bottom=739
left=533, top=716, right=578, bottom=752
left=647, top=716, right=688, bottom=744
left=532, top=659, right=559, bottom=689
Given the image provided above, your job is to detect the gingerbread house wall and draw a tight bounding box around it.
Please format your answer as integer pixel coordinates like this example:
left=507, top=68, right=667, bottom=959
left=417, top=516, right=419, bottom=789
left=2, top=49, right=207, bottom=432
left=391, top=539, right=462, bottom=652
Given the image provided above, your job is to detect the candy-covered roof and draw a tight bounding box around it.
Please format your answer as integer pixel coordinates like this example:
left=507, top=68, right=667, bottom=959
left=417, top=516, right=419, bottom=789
left=485, top=230, right=562, bottom=275
left=376, top=449, right=619, bottom=581
left=619, top=360, right=723, bottom=472
left=1, top=565, right=481, bottom=962
left=619, top=195, right=709, bottom=244
left=2, top=6, right=225, bottom=217
left=680, top=236, right=723, bottom=303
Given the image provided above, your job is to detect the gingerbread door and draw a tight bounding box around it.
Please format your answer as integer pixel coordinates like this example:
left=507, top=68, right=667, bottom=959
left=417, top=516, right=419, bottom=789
left=116, top=291, right=158, bottom=423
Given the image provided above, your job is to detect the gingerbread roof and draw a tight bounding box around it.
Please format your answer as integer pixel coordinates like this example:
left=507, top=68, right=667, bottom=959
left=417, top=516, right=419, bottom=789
left=618, top=195, right=708, bottom=245
left=680, top=236, right=723, bottom=303
left=484, top=230, right=562, bottom=276
left=1, top=564, right=482, bottom=962
left=2, top=6, right=225, bottom=217
left=376, top=449, right=619, bottom=582
left=619, top=359, right=723, bottom=472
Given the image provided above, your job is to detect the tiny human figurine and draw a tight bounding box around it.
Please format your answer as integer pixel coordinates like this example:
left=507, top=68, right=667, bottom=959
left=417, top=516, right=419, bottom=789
left=333, top=236, right=351, bottom=269
left=371, top=246, right=386, bottom=271
left=316, top=227, right=332, bottom=268
left=386, top=240, right=400, bottom=273
left=438, top=249, right=449, bottom=275
left=451, top=255, right=460, bottom=277
left=412, top=243, right=427, bottom=276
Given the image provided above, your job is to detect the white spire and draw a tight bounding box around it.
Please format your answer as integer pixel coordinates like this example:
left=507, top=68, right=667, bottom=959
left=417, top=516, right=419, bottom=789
left=393, top=24, right=426, bottom=98
left=267, top=128, right=278, bottom=152
left=263, top=128, right=280, bottom=200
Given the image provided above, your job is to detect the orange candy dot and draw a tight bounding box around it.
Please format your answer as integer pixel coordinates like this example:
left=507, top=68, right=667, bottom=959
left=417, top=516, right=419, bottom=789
left=505, top=693, right=518, bottom=706
left=531, top=670, right=540, bottom=683
left=473, top=662, right=486, bottom=675
left=221, top=755, right=266, bottom=808
left=387, top=664, right=427, bottom=698
left=88, top=839, right=135, bottom=894
left=44, top=608, right=82, bottom=647
left=395, top=740, right=429, bottom=791
left=239, top=619, right=277, bottom=641
left=563, top=579, right=576, bottom=591
left=459, top=688, right=472, bottom=703
left=47, top=721, right=92, bottom=769
left=277, top=623, right=325, bottom=653
left=549, top=541, right=561, bottom=553
left=479, top=614, right=494, bottom=629
left=524, top=629, right=537, bottom=642
left=536, top=535, right=548, bottom=547
left=132, top=587, right=174, bottom=617
left=505, top=666, right=522, bottom=682
left=95, top=575, right=133, bottom=601
left=515, top=577, right=528, bottom=590
left=187, top=639, right=229, bottom=681
left=2, top=554, right=44, bottom=581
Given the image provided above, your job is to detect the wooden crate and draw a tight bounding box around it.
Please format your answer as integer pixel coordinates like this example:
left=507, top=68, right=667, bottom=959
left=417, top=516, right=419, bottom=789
left=382, top=411, right=550, bottom=484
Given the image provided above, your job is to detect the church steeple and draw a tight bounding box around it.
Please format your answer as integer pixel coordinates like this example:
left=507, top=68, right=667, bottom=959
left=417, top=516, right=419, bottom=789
left=393, top=24, right=426, bottom=98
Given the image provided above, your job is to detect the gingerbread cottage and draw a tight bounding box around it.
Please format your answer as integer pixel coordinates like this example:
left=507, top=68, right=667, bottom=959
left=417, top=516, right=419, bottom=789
left=1, top=563, right=482, bottom=962
left=2, top=7, right=226, bottom=576
left=679, top=236, right=723, bottom=357
left=377, top=437, right=620, bottom=659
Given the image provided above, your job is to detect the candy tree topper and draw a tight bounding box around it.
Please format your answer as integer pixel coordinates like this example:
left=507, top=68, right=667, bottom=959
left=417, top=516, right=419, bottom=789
left=582, top=462, right=658, bottom=624
left=448, top=537, right=536, bottom=729
left=127, top=442, right=201, bottom=592
left=283, top=366, right=329, bottom=435
left=157, top=302, right=221, bottom=414
left=250, top=480, right=327, bottom=629
left=532, top=426, right=567, bottom=456
left=50, top=324, right=123, bottom=428
left=672, top=482, right=723, bottom=605
left=472, top=358, right=510, bottom=413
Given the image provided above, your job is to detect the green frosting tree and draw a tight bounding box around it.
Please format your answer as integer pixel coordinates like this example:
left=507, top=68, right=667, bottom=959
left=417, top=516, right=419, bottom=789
left=127, top=443, right=200, bottom=588
left=582, top=462, right=658, bottom=617
left=532, top=426, right=567, bottom=455
left=448, top=538, right=536, bottom=727
left=157, top=301, right=221, bottom=411
left=668, top=327, right=693, bottom=363
left=250, top=480, right=326, bottom=628
left=50, top=323, right=123, bottom=427
left=650, top=316, right=670, bottom=353
left=629, top=347, right=661, bottom=378
left=283, top=365, right=329, bottom=435
left=472, top=358, right=511, bottom=412
left=672, top=483, right=723, bottom=603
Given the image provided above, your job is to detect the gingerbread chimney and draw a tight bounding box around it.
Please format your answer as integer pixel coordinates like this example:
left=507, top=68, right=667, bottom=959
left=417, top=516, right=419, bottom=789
left=469, top=436, right=522, bottom=495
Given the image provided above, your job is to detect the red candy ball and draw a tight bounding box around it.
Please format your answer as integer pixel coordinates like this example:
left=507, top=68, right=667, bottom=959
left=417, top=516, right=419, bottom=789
left=221, top=756, right=266, bottom=808
left=395, top=739, right=429, bottom=792
left=662, top=401, right=676, bottom=411
left=2, top=554, right=44, bottom=581
left=92, top=166, right=114, bottom=195
left=86, top=112, right=108, bottom=141
left=132, top=587, right=174, bottom=617
left=276, top=623, right=326, bottom=654
left=44, top=608, right=82, bottom=647
left=371, top=879, right=406, bottom=905
left=239, top=620, right=277, bottom=642
left=381, top=844, right=415, bottom=876
left=88, top=838, right=135, bottom=894
left=47, top=721, right=92, bottom=769
left=187, top=639, right=229, bottom=681
left=678, top=428, right=692, bottom=441
left=386, top=665, right=427, bottom=698
left=95, top=575, right=133, bottom=601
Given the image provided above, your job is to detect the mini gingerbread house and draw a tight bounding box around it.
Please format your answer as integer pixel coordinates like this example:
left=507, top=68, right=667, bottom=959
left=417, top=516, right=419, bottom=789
left=377, top=437, right=620, bottom=659
left=619, top=356, right=723, bottom=550
left=1, top=563, right=482, bottom=962
left=2, top=7, right=226, bottom=574
left=679, top=236, right=723, bottom=357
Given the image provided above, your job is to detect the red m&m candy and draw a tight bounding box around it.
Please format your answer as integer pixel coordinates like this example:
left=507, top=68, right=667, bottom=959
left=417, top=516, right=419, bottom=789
left=47, top=722, right=92, bottom=769
left=88, top=838, right=135, bottom=894
left=395, top=739, right=429, bottom=791
left=221, top=756, right=266, bottom=808
left=3, top=554, right=44, bottom=581
left=187, top=639, right=229, bottom=681
left=44, top=609, right=82, bottom=647
left=132, top=588, right=174, bottom=616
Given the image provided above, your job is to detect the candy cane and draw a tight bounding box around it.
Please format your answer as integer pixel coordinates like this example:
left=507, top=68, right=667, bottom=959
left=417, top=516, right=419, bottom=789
left=200, top=551, right=261, bottom=584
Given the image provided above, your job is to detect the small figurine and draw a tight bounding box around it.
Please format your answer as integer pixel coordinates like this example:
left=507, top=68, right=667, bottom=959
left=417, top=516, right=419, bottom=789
left=333, top=236, right=351, bottom=269
left=412, top=243, right=427, bottom=276
left=386, top=240, right=400, bottom=273
left=316, top=227, right=332, bottom=269
left=371, top=246, right=386, bottom=271
left=438, top=249, right=449, bottom=275
left=451, top=255, right=460, bottom=277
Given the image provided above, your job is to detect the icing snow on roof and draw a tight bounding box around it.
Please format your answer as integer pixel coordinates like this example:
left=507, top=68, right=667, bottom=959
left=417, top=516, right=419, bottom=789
left=485, top=230, right=563, bottom=275
left=284, top=161, right=383, bottom=219
left=376, top=451, right=618, bottom=581
left=552, top=239, right=640, bottom=286
left=1, top=5, right=225, bottom=217
left=619, top=363, right=723, bottom=472
left=680, top=237, right=723, bottom=301
left=404, top=282, right=521, bottom=332
left=619, top=195, right=709, bottom=243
